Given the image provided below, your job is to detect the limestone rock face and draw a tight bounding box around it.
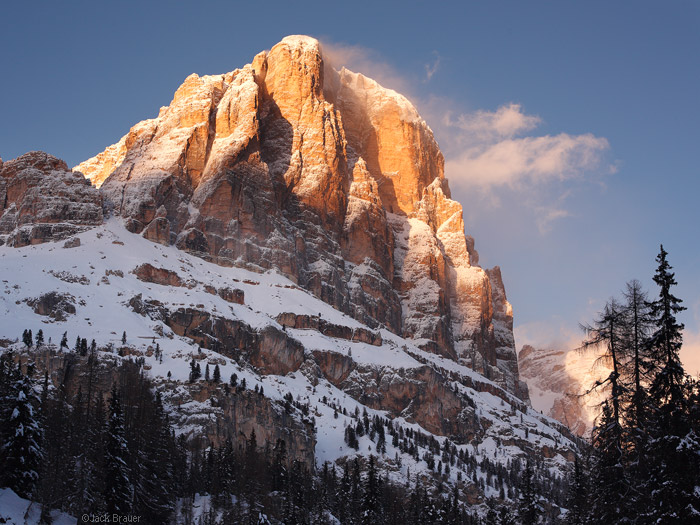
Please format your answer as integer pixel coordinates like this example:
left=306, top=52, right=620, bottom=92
left=0, top=151, right=103, bottom=246
left=518, top=344, right=609, bottom=435
left=76, top=36, right=527, bottom=400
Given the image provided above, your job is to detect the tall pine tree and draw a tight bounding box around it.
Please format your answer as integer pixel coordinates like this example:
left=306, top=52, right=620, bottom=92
left=642, top=245, right=700, bottom=523
left=103, top=385, right=133, bottom=514
left=2, top=362, right=43, bottom=498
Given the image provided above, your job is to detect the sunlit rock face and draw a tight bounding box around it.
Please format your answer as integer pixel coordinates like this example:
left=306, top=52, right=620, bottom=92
left=76, top=35, right=529, bottom=400
left=0, top=151, right=103, bottom=246
left=518, top=344, right=609, bottom=435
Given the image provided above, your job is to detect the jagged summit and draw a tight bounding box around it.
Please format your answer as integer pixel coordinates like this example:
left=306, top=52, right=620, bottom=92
left=68, top=35, right=527, bottom=400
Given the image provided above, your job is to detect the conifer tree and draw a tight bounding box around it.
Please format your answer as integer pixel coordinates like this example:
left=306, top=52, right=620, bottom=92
left=565, top=456, right=590, bottom=525
left=60, top=331, right=68, bottom=350
left=641, top=245, right=700, bottom=522
left=22, top=329, right=33, bottom=348
left=589, top=401, right=630, bottom=523
left=35, top=329, right=44, bottom=347
left=213, top=364, right=221, bottom=383
left=103, top=385, right=133, bottom=513
left=2, top=363, right=43, bottom=498
left=517, top=461, right=540, bottom=525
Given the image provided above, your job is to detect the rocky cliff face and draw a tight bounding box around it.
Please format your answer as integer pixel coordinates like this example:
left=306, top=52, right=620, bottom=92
left=75, top=35, right=527, bottom=400
left=518, top=344, right=609, bottom=436
left=0, top=151, right=102, bottom=246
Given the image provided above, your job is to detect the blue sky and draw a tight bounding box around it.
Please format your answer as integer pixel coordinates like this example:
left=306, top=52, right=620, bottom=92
left=2, top=1, right=699, bottom=371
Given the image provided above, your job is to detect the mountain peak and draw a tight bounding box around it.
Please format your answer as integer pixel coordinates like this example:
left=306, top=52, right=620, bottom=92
left=278, top=34, right=320, bottom=49
left=72, top=38, right=528, bottom=401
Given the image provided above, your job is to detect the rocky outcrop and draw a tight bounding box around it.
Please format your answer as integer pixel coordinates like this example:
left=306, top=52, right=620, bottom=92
left=518, top=344, right=607, bottom=435
left=0, top=151, right=102, bottom=246
left=76, top=36, right=527, bottom=400
left=275, top=312, right=382, bottom=346
left=174, top=382, right=315, bottom=468
left=314, top=350, right=482, bottom=443
left=217, top=286, right=245, bottom=304
left=132, top=263, right=187, bottom=287
left=25, top=292, right=76, bottom=321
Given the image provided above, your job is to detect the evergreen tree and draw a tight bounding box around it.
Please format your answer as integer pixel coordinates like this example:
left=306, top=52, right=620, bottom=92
left=0, top=350, right=18, bottom=457
left=103, top=385, right=133, bottom=513
left=35, top=329, right=44, bottom=347
left=590, top=402, right=634, bottom=523
left=59, top=331, right=68, bottom=350
left=22, top=329, right=33, bottom=348
left=565, top=456, right=590, bottom=525
left=362, top=455, right=382, bottom=524
left=517, top=461, right=540, bottom=525
left=213, top=364, right=221, bottom=383
left=205, top=363, right=210, bottom=382
left=641, top=246, right=700, bottom=522
left=122, top=331, right=127, bottom=345
left=133, top=391, right=174, bottom=523
left=2, top=363, right=43, bottom=498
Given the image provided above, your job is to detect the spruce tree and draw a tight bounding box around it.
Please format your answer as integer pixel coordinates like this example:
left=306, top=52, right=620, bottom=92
left=642, top=245, right=700, bottom=522
left=590, top=401, right=630, bottom=523
left=565, top=456, right=590, bottom=525
left=362, top=455, right=382, bottom=524
left=2, top=363, right=43, bottom=498
left=103, top=385, right=133, bottom=513
left=517, top=461, right=540, bottom=525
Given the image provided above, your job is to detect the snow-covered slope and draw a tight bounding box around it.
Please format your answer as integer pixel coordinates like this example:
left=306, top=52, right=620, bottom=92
left=0, top=488, right=76, bottom=525
left=0, top=220, right=578, bottom=511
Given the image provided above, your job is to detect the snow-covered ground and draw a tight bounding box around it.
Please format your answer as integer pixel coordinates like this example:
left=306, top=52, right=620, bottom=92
left=0, top=488, right=76, bottom=525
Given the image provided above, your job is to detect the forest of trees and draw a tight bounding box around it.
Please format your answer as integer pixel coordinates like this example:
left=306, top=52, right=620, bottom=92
left=568, top=245, right=700, bottom=523
left=0, top=346, right=562, bottom=524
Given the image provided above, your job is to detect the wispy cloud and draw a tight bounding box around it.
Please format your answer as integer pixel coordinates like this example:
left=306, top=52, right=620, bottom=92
left=441, top=104, right=610, bottom=190
left=424, top=52, right=441, bottom=82
left=535, top=206, right=570, bottom=234
left=445, top=103, right=540, bottom=140
left=319, top=40, right=412, bottom=99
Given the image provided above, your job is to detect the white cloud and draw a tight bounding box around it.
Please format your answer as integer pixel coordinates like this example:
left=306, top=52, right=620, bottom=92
left=424, top=52, right=441, bottom=82
left=444, top=103, right=540, bottom=141
left=442, top=105, right=610, bottom=190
